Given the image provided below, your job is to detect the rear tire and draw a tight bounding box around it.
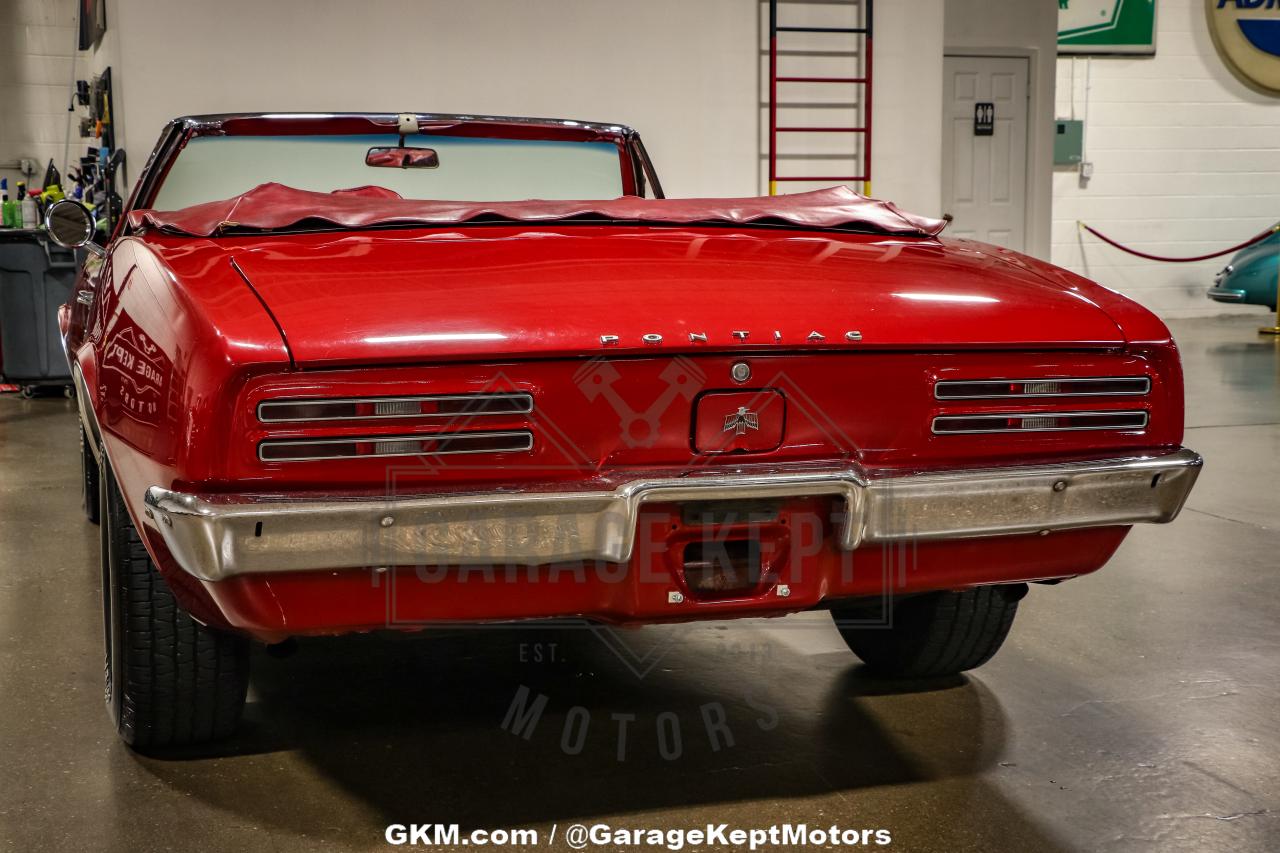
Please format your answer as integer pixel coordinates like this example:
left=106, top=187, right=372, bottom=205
left=100, top=460, right=249, bottom=748
left=80, top=426, right=99, bottom=524
left=832, top=584, right=1026, bottom=678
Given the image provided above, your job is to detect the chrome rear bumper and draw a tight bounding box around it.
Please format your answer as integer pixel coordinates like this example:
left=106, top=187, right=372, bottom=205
left=143, top=449, right=1202, bottom=582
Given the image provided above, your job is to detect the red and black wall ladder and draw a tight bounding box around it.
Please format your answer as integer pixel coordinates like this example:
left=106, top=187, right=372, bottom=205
left=767, top=0, right=874, bottom=195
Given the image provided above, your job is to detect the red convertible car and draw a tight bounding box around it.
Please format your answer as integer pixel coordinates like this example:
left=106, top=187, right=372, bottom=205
left=48, top=112, right=1201, bottom=748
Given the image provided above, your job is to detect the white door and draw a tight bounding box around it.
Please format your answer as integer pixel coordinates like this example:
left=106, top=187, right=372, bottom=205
left=942, top=55, right=1029, bottom=251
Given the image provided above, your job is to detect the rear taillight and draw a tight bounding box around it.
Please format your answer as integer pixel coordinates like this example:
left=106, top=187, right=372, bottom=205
left=932, top=374, right=1152, bottom=436
left=258, top=430, right=534, bottom=462
left=257, top=392, right=533, bottom=423
left=932, top=410, right=1149, bottom=435
left=934, top=377, right=1150, bottom=399
left=255, top=391, right=536, bottom=463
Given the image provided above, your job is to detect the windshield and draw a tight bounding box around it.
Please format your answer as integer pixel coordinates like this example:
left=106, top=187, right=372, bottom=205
left=150, top=134, right=626, bottom=210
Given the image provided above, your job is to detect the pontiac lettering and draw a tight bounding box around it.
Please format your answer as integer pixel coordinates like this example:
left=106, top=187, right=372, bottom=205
left=598, top=330, right=865, bottom=347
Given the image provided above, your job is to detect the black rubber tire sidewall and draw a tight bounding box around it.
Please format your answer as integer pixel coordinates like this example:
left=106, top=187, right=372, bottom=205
left=833, top=585, right=1025, bottom=678
left=81, top=425, right=100, bottom=525
left=100, top=461, right=125, bottom=733
left=97, top=459, right=250, bottom=749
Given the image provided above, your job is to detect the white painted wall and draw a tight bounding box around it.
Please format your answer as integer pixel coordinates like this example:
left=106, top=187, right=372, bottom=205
left=1052, top=0, right=1280, bottom=318
left=944, top=0, right=1058, bottom=261
left=0, top=0, right=81, bottom=190
left=88, top=0, right=945, bottom=216
left=869, top=0, right=946, bottom=215
left=757, top=0, right=945, bottom=217
left=102, top=0, right=760, bottom=200
left=6, top=0, right=1058, bottom=256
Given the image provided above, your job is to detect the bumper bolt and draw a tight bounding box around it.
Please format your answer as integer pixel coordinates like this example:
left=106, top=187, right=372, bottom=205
left=777, top=584, right=791, bottom=598
left=380, top=516, right=395, bottom=527
left=162, top=515, right=172, bottom=527
left=667, top=590, right=685, bottom=604
left=1052, top=479, right=1068, bottom=492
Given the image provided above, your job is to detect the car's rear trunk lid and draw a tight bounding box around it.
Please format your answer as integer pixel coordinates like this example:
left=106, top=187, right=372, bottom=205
left=225, top=224, right=1124, bottom=366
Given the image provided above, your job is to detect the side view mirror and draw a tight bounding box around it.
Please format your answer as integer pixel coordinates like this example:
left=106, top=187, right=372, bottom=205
left=45, top=199, right=105, bottom=258
left=365, top=146, right=439, bottom=169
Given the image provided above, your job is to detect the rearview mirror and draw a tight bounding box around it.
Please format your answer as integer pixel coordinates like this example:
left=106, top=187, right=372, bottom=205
left=365, top=147, right=439, bottom=169
left=45, top=199, right=104, bottom=257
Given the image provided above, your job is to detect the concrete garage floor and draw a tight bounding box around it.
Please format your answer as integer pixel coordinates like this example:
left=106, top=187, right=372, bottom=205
left=1, top=316, right=1277, bottom=852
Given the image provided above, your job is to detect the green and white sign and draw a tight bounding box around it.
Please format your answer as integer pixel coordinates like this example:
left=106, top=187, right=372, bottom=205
left=1059, top=0, right=1157, bottom=55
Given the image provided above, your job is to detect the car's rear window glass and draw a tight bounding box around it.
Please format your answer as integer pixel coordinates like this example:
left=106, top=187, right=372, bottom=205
left=151, top=134, right=624, bottom=210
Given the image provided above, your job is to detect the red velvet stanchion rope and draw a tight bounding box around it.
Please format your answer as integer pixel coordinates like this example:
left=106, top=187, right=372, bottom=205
left=1078, top=221, right=1280, bottom=263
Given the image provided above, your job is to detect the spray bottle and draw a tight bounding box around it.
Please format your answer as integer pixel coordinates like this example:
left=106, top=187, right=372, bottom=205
left=42, top=183, right=65, bottom=207
left=13, top=181, right=27, bottom=228
left=22, top=188, right=39, bottom=229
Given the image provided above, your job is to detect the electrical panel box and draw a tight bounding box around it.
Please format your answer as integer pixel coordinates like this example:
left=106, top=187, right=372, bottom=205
left=1054, top=119, right=1084, bottom=166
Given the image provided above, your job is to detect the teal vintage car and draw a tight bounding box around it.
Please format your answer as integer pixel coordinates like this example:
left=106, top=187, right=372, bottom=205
left=1208, top=230, right=1279, bottom=311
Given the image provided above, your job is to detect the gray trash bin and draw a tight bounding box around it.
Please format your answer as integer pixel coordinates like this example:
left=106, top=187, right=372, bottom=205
left=0, top=229, right=76, bottom=393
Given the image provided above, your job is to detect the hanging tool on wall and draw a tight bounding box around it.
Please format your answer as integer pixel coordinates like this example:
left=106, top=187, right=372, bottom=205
left=66, top=67, right=125, bottom=236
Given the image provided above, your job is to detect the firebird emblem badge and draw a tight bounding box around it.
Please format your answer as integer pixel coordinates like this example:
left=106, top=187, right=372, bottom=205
left=723, top=406, right=760, bottom=436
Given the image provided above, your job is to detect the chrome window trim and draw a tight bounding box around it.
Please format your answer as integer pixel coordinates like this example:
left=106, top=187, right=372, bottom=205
left=934, top=377, right=1151, bottom=400
left=177, top=112, right=637, bottom=138
left=131, top=112, right=650, bottom=221
left=257, top=430, right=534, bottom=463
left=257, top=393, right=534, bottom=423
left=931, top=410, right=1149, bottom=435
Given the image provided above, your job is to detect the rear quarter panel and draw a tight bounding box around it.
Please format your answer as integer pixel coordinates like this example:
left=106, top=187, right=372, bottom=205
left=82, top=236, right=290, bottom=535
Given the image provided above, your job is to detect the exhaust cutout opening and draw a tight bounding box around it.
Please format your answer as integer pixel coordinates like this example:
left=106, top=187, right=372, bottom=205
left=682, top=539, right=764, bottom=599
